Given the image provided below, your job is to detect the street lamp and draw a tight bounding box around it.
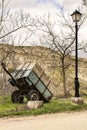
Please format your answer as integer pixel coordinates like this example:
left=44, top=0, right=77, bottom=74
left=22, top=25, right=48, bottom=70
left=71, top=10, right=82, bottom=97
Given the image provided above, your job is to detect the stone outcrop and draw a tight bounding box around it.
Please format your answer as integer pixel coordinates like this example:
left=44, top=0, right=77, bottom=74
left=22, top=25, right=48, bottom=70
left=27, top=101, right=44, bottom=109
left=71, top=97, right=84, bottom=105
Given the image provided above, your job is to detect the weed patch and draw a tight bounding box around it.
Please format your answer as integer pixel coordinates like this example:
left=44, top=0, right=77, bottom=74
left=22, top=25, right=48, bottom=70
left=0, top=96, right=87, bottom=118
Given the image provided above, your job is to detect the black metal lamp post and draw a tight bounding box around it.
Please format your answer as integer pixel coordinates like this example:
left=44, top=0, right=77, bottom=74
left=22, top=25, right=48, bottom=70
left=71, top=10, right=82, bottom=97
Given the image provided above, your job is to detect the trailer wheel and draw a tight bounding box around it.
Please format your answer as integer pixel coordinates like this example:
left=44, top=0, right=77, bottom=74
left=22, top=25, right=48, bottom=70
left=27, top=90, right=40, bottom=101
left=11, top=90, right=24, bottom=103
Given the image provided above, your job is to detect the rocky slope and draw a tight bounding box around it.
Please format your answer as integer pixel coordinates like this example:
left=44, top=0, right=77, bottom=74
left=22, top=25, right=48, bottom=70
left=0, top=44, right=87, bottom=97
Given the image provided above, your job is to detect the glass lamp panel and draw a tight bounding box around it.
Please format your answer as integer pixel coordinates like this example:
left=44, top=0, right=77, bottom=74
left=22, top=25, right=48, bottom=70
left=72, top=13, right=81, bottom=22
left=75, top=13, right=81, bottom=22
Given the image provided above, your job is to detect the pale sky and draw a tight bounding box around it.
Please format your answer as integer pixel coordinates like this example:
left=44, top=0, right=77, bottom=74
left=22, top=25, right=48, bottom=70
left=9, top=0, right=82, bottom=12
left=9, top=0, right=63, bottom=10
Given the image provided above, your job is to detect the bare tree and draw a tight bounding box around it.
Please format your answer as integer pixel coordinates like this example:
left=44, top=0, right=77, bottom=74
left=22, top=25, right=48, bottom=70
left=35, top=12, right=86, bottom=96
left=0, top=0, right=36, bottom=51
left=0, top=0, right=34, bottom=40
left=0, top=0, right=36, bottom=92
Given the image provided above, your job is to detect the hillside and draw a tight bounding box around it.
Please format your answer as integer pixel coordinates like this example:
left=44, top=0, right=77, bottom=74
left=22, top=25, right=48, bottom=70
left=0, top=44, right=87, bottom=98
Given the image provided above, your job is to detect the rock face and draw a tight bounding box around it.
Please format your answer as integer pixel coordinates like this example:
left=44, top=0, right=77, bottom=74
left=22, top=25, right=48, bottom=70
left=71, top=97, right=84, bottom=105
left=27, top=101, right=44, bottom=109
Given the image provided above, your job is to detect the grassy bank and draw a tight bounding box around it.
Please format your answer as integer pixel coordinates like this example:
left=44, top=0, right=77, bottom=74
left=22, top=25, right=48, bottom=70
left=0, top=96, right=87, bottom=118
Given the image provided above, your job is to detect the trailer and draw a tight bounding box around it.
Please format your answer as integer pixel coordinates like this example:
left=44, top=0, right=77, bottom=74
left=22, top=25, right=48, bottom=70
left=1, top=62, right=53, bottom=103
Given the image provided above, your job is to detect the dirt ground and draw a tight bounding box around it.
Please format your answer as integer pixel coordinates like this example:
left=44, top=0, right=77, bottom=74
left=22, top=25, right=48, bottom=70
left=0, top=111, right=87, bottom=130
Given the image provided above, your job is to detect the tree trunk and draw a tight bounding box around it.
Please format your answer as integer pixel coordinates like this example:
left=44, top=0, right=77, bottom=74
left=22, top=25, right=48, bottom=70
left=61, top=59, right=67, bottom=97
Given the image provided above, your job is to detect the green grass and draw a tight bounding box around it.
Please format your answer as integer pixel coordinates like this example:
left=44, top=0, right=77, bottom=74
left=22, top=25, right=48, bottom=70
left=0, top=96, right=87, bottom=118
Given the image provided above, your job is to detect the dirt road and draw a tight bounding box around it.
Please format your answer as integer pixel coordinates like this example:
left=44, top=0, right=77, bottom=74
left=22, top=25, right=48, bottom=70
left=0, top=111, right=87, bottom=130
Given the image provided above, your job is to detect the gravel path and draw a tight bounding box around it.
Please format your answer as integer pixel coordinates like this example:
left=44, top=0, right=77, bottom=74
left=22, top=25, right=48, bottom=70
left=0, top=111, right=87, bottom=130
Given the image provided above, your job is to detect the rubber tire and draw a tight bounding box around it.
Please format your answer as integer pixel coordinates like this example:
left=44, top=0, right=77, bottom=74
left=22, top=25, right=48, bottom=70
left=27, top=90, right=40, bottom=101
left=11, top=90, right=24, bottom=103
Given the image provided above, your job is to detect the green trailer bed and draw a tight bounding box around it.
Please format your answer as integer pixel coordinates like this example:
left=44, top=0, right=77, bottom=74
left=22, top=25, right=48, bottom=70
left=1, top=62, right=53, bottom=103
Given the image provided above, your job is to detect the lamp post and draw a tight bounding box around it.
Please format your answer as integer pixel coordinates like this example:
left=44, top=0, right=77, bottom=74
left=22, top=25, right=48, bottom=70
left=71, top=10, right=82, bottom=97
